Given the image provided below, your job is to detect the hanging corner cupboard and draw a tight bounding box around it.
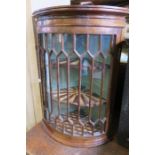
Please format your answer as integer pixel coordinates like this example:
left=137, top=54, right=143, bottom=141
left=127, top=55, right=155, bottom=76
left=32, top=4, right=128, bottom=147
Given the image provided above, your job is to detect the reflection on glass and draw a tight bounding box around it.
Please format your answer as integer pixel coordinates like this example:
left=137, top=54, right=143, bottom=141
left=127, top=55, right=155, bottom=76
left=101, top=35, right=111, bottom=57
left=39, top=33, right=113, bottom=136
left=76, top=34, right=86, bottom=54
left=47, top=33, right=52, bottom=51
left=89, top=34, right=99, bottom=55
left=52, top=33, right=61, bottom=53
left=64, top=34, right=73, bottom=54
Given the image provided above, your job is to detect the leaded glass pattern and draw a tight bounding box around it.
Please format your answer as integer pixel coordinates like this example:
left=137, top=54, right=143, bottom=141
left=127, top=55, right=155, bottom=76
left=38, top=33, right=114, bottom=137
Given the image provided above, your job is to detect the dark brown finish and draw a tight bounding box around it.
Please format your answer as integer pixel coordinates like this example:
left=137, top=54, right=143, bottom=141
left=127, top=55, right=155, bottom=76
left=33, top=5, right=128, bottom=147
left=71, top=0, right=129, bottom=6
left=27, top=123, right=129, bottom=155
left=33, top=5, right=128, bottom=17
left=43, top=120, right=108, bottom=147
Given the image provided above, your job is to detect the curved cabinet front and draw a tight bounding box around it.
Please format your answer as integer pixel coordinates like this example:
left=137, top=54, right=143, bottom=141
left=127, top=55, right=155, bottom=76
left=33, top=5, right=128, bottom=147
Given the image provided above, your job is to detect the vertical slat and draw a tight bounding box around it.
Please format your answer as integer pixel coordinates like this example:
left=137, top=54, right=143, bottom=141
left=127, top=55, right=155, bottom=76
left=66, top=58, right=70, bottom=119
left=73, top=34, right=84, bottom=135
left=87, top=34, right=93, bottom=122
left=105, top=35, right=116, bottom=133
left=72, top=34, right=76, bottom=135
left=45, top=33, right=52, bottom=119
left=37, top=34, right=45, bottom=114
left=43, top=33, right=47, bottom=105
left=98, top=62, right=105, bottom=120
left=62, top=34, right=70, bottom=120
left=56, top=47, right=61, bottom=117
left=47, top=35, right=53, bottom=115
left=41, top=34, right=47, bottom=111
left=50, top=34, right=55, bottom=115
left=98, top=34, right=105, bottom=120
left=88, top=60, right=94, bottom=121
left=73, top=34, right=81, bottom=120
left=38, top=33, right=49, bottom=120
left=61, top=33, right=64, bottom=50
left=73, top=34, right=76, bottom=50
left=77, top=47, right=82, bottom=120
left=61, top=34, right=70, bottom=119
left=86, top=34, right=89, bottom=52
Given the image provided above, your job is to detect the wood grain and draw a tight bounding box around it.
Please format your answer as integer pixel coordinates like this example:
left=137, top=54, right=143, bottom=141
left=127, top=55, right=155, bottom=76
left=32, top=4, right=128, bottom=146
left=27, top=122, right=129, bottom=155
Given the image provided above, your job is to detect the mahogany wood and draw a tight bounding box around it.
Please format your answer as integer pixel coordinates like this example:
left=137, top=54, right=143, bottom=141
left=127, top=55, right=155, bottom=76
left=43, top=120, right=108, bottom=147
left=33, top=4, right=128, bottom=147
left=27, top=122, right=129, bottom=155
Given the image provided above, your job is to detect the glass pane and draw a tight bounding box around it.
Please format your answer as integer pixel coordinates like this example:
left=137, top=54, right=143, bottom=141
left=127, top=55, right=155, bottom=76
left=52, top=33, right=61, bottom=53
left=81, top=53, right=91, bottom=92
left=89, top=34, right=99, bottom=55
left=45, top=52, right=52, bottom=114
left=50, top=53, right=58, bottom=119
left=38, top=33, right=114, bottom=137
left=59, top=54, right=67, bottom=116
left=70, top=53, right=79, bottom=88
left=64, top=34, right=73, bottom=54
left=80, top=53, right=92, bottom=120
left=92, top=54, right=105, bottom=121
left=101, top=35, right=112, bottom=99
left=101, top=35, right=111, bottom=59
left=38, top=33, right=46, bottom=49
left=76, top=34, right=86, bottom=54
left=47, top=33, right=52, bottom=51
left=69, top=52, right=79, bottom=119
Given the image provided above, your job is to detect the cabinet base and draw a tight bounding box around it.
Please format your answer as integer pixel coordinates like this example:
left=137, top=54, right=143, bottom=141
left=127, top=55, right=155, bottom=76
left=42, top=120, right=109, bottom=147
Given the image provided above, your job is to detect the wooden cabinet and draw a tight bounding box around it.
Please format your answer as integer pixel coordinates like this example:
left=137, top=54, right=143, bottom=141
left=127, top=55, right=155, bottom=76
left=33, top=5, right=128, bottom=147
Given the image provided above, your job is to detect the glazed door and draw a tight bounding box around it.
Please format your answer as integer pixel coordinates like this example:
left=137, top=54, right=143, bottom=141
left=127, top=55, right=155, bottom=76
left=37, top=31, right=120, bottom=137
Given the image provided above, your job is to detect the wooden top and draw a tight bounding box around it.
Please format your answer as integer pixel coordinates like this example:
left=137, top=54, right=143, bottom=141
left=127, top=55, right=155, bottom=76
left=71, top=0, right=129, bottom=6
left=33, top=5, right=128, bottom=17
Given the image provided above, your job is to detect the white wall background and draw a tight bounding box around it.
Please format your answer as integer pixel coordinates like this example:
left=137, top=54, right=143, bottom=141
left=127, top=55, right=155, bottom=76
left=31, top=0, right=70, bottom=12
left=27, top=0, right=70, bottom=131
